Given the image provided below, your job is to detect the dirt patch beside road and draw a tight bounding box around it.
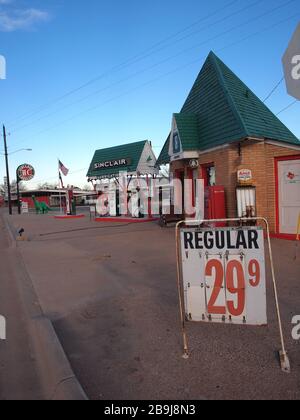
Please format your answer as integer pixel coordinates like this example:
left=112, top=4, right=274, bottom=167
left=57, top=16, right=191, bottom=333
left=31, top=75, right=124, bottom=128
left=6, top=213, right=300, bottom=400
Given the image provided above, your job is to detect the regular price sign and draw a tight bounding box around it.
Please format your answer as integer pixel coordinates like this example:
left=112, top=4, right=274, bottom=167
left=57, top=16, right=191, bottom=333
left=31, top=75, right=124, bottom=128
left=181, top=227, right=267, bottom=326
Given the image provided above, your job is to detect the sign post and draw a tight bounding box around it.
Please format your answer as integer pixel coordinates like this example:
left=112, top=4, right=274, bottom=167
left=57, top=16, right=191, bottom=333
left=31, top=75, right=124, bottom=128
left=176, top=218, right=290, bottom=373
left=16, top=164, right=35, bottom=215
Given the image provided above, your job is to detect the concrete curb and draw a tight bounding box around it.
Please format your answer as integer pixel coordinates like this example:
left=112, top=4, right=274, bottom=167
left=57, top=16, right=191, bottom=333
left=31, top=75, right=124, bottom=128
left=30, top=316, right=88, bottom=400
left=1, top=212, right=88, bottom=400
left=3, top=213, right=17, bottom=248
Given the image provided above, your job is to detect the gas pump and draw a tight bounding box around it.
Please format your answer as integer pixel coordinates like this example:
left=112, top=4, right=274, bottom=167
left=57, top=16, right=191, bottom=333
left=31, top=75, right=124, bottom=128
left=66, top=189, right=76, bottom=215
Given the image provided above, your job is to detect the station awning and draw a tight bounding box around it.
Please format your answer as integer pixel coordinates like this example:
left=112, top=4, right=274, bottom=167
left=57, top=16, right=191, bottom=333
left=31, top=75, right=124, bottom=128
left=87, top=140, right=159, bottom=180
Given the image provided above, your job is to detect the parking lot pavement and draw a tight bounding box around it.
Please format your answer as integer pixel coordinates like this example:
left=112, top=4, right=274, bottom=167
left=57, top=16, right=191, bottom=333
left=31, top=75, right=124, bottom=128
left=5, top=212, right=300, bottom=400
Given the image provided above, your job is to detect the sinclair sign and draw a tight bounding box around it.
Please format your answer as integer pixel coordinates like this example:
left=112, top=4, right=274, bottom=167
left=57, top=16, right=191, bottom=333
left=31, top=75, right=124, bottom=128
left=17, top=164, right=35, bottom=181
left=94, top=158, right=132, bottom=171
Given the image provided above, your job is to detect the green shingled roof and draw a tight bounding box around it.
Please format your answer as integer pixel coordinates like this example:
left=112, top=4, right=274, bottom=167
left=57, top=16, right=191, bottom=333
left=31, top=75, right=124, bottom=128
left=174, top=113, right=200, bottom=151
left=157, top=51, right=299, bottom=164
left=87, top=140, right=148, bottom=179
left=156, top=134, right=171, bottom=166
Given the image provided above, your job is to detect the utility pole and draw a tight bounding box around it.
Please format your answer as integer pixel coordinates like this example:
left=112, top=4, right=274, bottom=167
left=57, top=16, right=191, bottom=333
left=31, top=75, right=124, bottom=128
left=3, top=125, right=12, bottom=215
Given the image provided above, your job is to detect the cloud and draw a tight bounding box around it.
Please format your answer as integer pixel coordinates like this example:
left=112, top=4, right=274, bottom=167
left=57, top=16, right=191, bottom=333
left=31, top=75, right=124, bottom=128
left=0, top=2, right=50, bottom=32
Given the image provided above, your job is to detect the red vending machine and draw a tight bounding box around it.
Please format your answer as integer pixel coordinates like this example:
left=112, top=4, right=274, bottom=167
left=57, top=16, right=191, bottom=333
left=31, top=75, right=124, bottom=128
left=205, top=186, right=226, bottom=227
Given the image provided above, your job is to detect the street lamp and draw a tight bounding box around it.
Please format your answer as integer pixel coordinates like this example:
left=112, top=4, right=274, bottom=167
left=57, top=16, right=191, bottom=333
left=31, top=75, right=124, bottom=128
left=1, top=125, right=32, bottom=215
left=0, top=149, right=33, bottom=156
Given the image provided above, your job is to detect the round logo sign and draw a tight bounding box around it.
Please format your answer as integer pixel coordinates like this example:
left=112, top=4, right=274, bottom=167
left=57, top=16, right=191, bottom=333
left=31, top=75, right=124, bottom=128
left=17, top=164, right=35, bottom=181
left=189, top=159, right=199, bottom=169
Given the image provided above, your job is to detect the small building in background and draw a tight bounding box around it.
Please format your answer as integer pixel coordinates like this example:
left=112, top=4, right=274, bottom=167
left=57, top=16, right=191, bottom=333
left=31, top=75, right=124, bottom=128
left=20, top=189, right=95, bottom=209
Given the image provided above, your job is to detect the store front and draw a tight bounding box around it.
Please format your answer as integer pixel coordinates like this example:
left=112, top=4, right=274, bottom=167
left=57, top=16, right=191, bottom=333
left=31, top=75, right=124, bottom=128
left=157, top=52, right=300, bottom=238
left=87, top=140, right=159, bottom=220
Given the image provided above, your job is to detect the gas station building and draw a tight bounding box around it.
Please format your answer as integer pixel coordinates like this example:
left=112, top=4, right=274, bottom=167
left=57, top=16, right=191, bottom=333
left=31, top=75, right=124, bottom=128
left=157, top=52, right=300, bottom=239
left=87, top=140, right=159, bottom=219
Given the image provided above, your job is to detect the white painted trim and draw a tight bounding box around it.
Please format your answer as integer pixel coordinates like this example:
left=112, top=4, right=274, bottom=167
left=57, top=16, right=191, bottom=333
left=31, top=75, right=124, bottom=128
left=170, top=151, right=199, bottom=162
left=170, top=144, right=231, bottom=162
left=136, top=141, right=159, bottom=175
left=265, top=140, right=300, bottom=151
left=198, top=143, right=230, bottom=155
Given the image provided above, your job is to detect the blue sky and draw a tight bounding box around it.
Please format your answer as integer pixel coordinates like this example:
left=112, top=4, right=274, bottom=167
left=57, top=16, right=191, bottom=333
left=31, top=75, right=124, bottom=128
left=0, top=0, right=299, bottom=189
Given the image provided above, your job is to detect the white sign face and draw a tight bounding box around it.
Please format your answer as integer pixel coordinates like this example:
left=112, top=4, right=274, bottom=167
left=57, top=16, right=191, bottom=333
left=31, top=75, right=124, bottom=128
left=238, top=169, right=252, bottom=184
left=21, top=202, right=29, bottom=214
left=17, top=164, right=35, bottom=181
left=181, top=227, right=267, bottom=326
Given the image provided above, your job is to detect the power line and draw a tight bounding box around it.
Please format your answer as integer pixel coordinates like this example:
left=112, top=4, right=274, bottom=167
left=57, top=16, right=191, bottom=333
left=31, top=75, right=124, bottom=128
left=9, top=0, right=274, bottom=132
left=263, top=77, right=284, bottom=102
left=6, top=0, right=240, bottom=127
left=32, top=168, right=88, bottom=186
left=276, top=100, right=298, bottom=115
left=11, top=12, right=299, bottom=186
left=10, top=0, right=296, bottom=135
left=11, top=11, right=300, bottom=151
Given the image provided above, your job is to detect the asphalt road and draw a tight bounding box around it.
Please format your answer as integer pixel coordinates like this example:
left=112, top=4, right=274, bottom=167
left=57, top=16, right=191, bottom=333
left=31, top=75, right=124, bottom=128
left=0, top=213, right=43, bottom=400
left=6, top=213, right=300, bottom=400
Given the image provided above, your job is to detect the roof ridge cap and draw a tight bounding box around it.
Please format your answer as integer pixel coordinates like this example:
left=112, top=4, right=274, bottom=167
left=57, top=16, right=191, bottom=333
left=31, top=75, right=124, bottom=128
left=210, top=53, right=248, bottom=138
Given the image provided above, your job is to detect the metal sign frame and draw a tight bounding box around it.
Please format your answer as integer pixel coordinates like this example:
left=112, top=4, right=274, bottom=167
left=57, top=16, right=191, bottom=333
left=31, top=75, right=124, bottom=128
left=176, top=217, right=290, bottom=373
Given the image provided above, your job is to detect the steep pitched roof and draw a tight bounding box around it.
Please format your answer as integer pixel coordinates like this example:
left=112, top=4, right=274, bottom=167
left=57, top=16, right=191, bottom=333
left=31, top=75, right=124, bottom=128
left=211, top=53, right=299, bottom=145
left=174, top=113, right=200, bottom=151
left=157, top=51, right=299, bottom=164
left=156, top=134, right=171, bottom=166
left=87, top=140, right=148, bottom=179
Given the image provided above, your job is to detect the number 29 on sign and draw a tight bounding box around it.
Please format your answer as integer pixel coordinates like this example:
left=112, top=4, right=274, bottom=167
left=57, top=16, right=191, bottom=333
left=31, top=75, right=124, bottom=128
left=205, top=256, right=261, bottom=319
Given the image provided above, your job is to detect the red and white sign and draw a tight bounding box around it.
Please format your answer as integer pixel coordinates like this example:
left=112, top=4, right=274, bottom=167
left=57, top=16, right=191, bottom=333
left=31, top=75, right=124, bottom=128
left=17, top=164, right=35, bottom=181
left=237, top=169, right=253, bottom=185
left=181, top=227, right=267, bottom=325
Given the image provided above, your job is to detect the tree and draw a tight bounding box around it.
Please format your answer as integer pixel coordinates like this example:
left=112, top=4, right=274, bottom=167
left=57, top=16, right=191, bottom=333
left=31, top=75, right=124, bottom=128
left=82, top=184, right=94, bottom=191
left=0, top=179, right=27, bottom=194
left=37, top=182, right=58, bottom=190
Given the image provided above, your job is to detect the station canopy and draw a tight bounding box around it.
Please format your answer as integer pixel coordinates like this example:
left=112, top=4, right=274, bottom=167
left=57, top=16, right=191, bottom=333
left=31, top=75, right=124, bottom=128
left=87, top=140, right=159, bottom=181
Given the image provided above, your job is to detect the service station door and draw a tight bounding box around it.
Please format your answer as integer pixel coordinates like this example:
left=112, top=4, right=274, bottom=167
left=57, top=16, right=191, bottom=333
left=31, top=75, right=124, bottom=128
left=181, top=227, right=267, bottom=326
left=278, top=159, right=300, bottom=235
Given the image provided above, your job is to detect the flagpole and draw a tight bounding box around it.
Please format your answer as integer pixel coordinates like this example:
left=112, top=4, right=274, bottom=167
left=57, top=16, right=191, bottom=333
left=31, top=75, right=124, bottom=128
left=58, top=159, right=69, bottom=214
left=58, top=159, right=62, bottom=214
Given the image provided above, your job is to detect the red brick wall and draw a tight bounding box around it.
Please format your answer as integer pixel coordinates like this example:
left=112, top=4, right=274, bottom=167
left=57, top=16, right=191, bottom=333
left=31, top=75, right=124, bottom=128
left=170, top=141, right=300, bottom=233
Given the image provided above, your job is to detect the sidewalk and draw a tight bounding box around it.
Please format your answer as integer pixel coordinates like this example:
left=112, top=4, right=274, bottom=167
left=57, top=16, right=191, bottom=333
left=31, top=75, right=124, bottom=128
left=0, top=209, right=87, bottom=400
left=0, top=211, right=43, bottom=399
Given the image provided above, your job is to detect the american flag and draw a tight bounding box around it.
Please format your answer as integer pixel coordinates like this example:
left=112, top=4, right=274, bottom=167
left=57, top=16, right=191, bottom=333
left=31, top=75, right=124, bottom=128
left=58, top=160, right=69, bottom=176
